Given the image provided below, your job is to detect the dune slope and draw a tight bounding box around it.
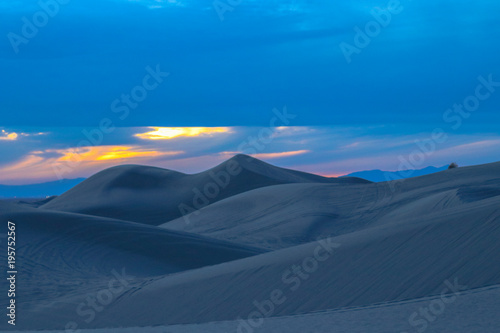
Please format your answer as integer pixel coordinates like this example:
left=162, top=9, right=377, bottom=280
left=162, top=161, right=500, bottom=249
left=41, top=155, right=369, bottom=225
left=12, top=190, right=500, bottom=329
left=0, top=201, right=264, bottom=329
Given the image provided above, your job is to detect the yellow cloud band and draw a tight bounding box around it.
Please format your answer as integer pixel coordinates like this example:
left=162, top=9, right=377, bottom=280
left=135, top=127, right=231, bottom=140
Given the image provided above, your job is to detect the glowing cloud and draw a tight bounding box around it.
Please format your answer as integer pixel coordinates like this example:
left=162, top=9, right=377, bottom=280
left=0, top=129, right=48, bottom=141
left=54, top=145, right=181, bottom=162
left=135, top=127, right=232, bottom=140
left=0, top=130, right=18, bottom=141
left=252, top=150, right=310, bottom=159
left=0, top=146, right=183, bottom=185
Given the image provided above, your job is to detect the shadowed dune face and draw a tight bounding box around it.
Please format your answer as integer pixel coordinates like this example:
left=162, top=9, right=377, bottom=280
left=103, top=166, right=186, bottom=190
left=40, top=155, right=370, bottom=225
left=457, top=185, right=500, bottom=202
left=0, top=201, right=265, bottom=319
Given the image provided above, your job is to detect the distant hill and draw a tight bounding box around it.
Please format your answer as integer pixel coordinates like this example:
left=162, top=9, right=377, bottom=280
left=0, top=178, right=85, bottom=198
left=344, top=165, right=448, bottom=183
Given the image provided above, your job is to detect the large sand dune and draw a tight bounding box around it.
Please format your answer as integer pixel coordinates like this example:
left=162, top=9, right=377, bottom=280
left=1, top=157, right=499, bottom=331
left=41, top=155, right=369, bottom=225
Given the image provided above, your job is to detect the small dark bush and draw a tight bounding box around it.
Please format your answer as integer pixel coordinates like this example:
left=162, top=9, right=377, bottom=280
left=448, top=162, right=458, bottom=169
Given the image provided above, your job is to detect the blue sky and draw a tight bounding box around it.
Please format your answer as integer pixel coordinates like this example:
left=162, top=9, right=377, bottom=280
left=1, top=0, right=499, bottom=126
left=0, top=0, right=499, bottom=184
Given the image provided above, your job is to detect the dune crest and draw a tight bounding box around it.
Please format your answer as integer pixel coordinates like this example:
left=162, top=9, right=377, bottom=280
left=41, top=154, right=369, bottom=224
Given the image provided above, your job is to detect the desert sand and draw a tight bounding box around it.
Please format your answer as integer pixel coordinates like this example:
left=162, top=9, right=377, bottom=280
left=1, top=155, right=499, bottom=332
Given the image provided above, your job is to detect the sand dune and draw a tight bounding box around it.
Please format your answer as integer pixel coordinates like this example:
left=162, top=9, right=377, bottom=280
left=1, top=158, right=499, bottom=331
left=0, top=201, right=263, bottom=328
left=162, top=161, right=500, bottom=249
left=41, top=154, right=368, bottom=225
left=9, top=188, right=500, bottom=329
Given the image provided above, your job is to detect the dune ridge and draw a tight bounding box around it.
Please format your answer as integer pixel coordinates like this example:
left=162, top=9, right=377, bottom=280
left=41, top=154, right=369, bottom=224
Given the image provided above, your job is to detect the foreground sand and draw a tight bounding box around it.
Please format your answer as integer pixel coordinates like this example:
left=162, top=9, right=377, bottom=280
left=17, top=285, right=500, bottom=332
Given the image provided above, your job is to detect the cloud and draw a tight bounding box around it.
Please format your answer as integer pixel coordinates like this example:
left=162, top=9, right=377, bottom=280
left=54, top=145, right=183, bottom=161
left=444, top=139, right=500, bottom=151
left=0, top=129, right=48, bottom=141
left=1, top=125, right=499, bottom=185
left=219, top=149, right=310, bottom=159
left=271, top=127, right=317, bottom=138
left=135, top=127, right=233, bottom=140
left=252, top=150, right=310, bottom=159
left=121, top=0, right=187, bottom=9
left=431, top=139, right=500, bottom=161
left=0, top=145, right=183, bottom=184
left=0, top=130, right=18, bottom=141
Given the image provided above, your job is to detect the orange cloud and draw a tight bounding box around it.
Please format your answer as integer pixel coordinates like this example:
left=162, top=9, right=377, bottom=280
left=0, top=146, right=183, bottom=185
left=135, top=127, right=232, bottom=140
left=54, top=146, right=181, bottom=162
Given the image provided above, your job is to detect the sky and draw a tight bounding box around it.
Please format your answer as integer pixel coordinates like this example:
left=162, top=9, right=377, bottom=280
left=0, top=0, right=499, bottom=184
left=1, top=124, right=499, bottom=185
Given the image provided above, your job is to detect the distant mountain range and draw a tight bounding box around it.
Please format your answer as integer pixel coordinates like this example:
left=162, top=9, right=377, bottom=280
left=0, top=178, right=85, bottom=198
left=344, top=165, right=448, bottom=183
